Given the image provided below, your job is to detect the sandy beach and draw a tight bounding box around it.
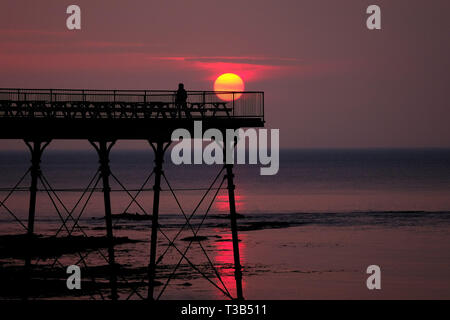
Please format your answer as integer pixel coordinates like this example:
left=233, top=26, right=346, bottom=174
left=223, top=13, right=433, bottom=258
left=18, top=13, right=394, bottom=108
left=154, top=218, right=450, bottom=300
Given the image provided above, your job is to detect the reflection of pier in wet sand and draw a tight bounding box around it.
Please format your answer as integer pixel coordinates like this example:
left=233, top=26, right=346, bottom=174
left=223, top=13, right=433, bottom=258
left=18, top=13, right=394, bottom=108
left=0, top=88, right=264, bottom=300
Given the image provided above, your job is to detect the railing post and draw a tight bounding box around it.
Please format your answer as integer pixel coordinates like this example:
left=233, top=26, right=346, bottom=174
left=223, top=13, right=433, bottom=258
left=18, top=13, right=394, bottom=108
left=232, top=92, right=235, bottom=116
left=262, top=92, right=264, bottom=121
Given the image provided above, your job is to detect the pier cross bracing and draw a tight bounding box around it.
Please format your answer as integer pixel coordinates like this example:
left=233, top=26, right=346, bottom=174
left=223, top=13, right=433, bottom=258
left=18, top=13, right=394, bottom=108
left=0, top=88, right=264, bottom=300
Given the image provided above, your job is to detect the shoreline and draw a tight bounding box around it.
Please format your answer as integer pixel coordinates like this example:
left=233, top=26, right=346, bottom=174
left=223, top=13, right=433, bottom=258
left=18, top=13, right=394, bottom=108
left=1, top=218, right=449, bottom=299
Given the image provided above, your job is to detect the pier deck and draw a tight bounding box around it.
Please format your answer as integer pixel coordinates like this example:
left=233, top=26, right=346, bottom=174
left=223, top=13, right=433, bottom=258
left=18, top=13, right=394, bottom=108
left=0, top=88, right=264, bottom=140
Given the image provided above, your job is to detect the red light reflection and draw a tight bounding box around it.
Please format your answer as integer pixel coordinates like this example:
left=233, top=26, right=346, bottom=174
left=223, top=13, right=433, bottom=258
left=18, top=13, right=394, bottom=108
left=215, top=192, right=246, bottom=213
left=212, top=231, right=247, bottom=299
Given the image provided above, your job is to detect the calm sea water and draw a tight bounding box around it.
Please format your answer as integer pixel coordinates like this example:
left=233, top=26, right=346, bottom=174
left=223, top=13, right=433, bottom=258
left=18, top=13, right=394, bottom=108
left=1, top=148, right=450, bottom=235
left=1, top=148, right=450, bottom=219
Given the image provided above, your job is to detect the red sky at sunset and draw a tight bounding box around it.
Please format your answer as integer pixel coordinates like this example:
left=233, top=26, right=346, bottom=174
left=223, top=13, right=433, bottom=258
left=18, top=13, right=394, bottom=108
left=1, top=0, right=449, bottom=150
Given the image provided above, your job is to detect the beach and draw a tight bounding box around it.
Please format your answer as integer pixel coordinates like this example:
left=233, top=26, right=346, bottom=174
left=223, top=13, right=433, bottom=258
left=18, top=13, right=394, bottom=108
left=241, top=222, right=450, bottom=300
left=1, top=149, right=450, bottom=299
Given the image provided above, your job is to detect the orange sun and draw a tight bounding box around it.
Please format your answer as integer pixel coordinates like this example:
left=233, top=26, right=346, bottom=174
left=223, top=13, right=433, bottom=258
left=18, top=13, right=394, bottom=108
left=214, top=73, right=244, bottom=101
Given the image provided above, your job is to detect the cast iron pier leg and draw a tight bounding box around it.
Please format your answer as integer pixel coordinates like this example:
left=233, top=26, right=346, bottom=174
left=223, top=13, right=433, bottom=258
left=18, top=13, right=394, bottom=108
left=91, top=140, right=118, bottom=300
left=26, top=141, right=44, bottom=238
left=148, top=141, right=165, bottom=300
left=23, top=140, right=50, bottom=298
left=225, top=163, right=244, bottom=300
left=25, top=140, right=50, bottom=249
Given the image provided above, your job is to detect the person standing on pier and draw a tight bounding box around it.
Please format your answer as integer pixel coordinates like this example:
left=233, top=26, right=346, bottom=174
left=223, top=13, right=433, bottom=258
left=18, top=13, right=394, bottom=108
left=175, top=83, right=188, bottom=118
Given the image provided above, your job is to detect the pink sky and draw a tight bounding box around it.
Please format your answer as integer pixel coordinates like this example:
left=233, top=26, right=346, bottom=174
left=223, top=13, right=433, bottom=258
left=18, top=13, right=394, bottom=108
left=1, top=0, right=449, bottom=149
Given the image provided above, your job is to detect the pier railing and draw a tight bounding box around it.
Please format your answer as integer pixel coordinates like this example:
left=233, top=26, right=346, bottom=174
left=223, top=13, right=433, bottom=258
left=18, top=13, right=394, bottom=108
left=0, top=88, right=264, bottom=120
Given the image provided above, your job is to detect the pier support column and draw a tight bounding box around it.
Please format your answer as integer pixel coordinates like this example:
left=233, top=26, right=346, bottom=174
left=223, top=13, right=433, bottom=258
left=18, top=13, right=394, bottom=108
left=225, top=163, right=244, bottom=300
left=90, top=140, right=118, bottom=300
left=24, top=140, right=50, bottom=237
left=23, top=140, right=50, bottom=299
left=148, top=140, right=166, bottom=300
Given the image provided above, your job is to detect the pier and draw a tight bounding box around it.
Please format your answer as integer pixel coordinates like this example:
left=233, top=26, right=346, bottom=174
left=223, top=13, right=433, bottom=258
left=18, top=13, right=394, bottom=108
left=0, top=88, right=264, bottom=300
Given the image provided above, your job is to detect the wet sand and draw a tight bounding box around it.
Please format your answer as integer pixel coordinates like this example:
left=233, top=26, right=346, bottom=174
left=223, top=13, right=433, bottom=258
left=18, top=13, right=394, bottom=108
left=157, top=222, right=450, bottom=299
left=236, top=224, right=450, bottom=299
left=1, top=214, right=449, bottom=299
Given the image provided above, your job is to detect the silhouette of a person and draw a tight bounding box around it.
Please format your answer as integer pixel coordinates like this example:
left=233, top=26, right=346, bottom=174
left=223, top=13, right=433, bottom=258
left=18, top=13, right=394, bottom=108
left=175, top=83, right=188, bottom=118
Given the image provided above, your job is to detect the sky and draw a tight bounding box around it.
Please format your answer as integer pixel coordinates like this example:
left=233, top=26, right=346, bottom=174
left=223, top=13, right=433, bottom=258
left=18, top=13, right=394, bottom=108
left=0, top=0, right=449, bottom=150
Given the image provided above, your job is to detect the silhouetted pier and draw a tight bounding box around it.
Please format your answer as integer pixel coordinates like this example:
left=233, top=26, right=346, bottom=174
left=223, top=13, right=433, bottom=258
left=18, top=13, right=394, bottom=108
left=0, top=88, right=264, bottom=139
left=0, top=88, right=264, bottom=300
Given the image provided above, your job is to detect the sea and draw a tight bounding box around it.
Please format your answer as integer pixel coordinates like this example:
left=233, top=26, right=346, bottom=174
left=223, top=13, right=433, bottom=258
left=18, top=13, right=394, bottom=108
left=1, top=148, right=450, bottom=299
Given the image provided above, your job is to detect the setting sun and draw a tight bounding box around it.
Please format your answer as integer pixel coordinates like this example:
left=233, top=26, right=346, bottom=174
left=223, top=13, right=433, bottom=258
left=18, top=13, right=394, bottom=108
left=214, top=73, right=244, bottom=101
